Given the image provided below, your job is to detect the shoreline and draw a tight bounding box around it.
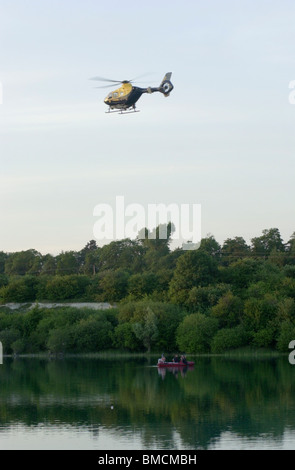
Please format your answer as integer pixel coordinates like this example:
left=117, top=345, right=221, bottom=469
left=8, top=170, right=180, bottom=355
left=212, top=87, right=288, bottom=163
left=1, top=348, right=286, bottom=360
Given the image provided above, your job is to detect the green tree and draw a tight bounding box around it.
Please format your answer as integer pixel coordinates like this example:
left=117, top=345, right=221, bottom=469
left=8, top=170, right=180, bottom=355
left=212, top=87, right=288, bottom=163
left=5, top=249, right=42, bottom=276
left=94, top=269, right=129, bottom=302
left=73, top=316, right=113, bottom=352
left=0, top=252, right=8, bottom=274
left=199, top=235, right=221, bottom=259
left=82, top=250, right=100, bottom=275
left=283, top=265, right=295, bottom=279
left=186, top=284, right=230, bottom=312
left=268, top=248, right=286, bottom=267
left=56, top=251, right=79, bottom=275
left=211, top=325, right=249, bottom=353
left=251, top=228, right=285, bottom=258
left=98, top=239, right=145, bottom=273
left=0, top=328, right=21, bottom=354
left=22, top=306, right=43, bottom=338
left=44, top=275, right=90, bottom=301
left=221, top=258, right=263, bottom=290
left=176, top=313, right=219, bottom=353
left=252, top=327, right=275, bottom=348
left=78, top=239, right=98, bottom=263
left=276, top=297, right=295, bottom=323
left=221, top=237, right=250, bottom=265
left=47, top=327, right=75, bottom=353
left=139, top=222, right=174, bottom=255
left=11, top=338, right=27, bottom=354
left=211, top=291, right=244, bottom=327
left=0, top=274, right=8, bottom=289
left=0, top=276, right=38, bottom=302
left=139, top=223, right=175, bottom=271
left=127, top=272, right=158, bottom=299
left=276, top=321, right=295, bottom=352
left=117, top=300, right=184, bottom=352
left=244, top=294, right=278, bottom=332
left=112, top=322, right=142, bottom=351
left=285, top=232, right=295, bottom=265
left=169, top=250, right=218, bottom=304
left=279, top=277, right=295, bottom=298
left=40, top=254, right=57, bottom=275
left=132, top=307, right=159, bottom=353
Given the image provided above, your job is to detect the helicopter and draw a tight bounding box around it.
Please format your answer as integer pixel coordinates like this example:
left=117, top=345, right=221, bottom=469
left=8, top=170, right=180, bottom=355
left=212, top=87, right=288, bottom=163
left=90, top=72, right=174, bottom=113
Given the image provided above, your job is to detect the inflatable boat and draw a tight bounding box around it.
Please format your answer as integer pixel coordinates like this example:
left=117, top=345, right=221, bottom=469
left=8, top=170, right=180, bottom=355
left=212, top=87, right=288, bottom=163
left=157, top=361, right=194, bottom=368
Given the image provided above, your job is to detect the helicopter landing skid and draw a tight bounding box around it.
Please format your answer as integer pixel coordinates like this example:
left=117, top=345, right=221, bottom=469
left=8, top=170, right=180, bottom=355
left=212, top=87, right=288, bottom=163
left=119, top=109, right=140, bottom=114
left=105, top=107, right=140, bottom=115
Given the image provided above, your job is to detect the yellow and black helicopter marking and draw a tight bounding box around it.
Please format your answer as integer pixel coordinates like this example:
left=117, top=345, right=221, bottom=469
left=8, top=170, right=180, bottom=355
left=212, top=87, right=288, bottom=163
left=90, top=73, right=174, bottom=114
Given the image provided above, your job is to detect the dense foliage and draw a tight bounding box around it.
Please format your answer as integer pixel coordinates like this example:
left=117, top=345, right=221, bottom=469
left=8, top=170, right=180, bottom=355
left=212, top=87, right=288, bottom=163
left=1, top=227, right=295, bottom=354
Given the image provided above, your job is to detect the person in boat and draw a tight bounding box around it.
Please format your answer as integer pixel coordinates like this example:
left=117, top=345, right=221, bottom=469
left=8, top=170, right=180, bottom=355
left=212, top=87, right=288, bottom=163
left=172, top=354, right=180, bottom=363
left=180, top=354, right=187, bottom=365
left=158, top=353, right=166, bottom=364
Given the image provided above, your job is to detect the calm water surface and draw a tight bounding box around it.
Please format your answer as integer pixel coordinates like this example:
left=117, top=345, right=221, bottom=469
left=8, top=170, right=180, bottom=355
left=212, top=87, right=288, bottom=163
left=0, top=356, right=295, bottom=449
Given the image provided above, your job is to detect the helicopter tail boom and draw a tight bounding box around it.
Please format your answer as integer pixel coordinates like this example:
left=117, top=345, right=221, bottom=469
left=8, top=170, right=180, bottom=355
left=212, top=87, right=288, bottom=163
left=145, top=73, right=174, bottom=96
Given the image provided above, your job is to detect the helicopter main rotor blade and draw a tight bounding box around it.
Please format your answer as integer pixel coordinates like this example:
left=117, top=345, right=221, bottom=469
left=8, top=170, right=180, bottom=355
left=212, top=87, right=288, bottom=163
left=89, top=76, right=123, bottom=83
left=94, top=84, right=121, bottom=89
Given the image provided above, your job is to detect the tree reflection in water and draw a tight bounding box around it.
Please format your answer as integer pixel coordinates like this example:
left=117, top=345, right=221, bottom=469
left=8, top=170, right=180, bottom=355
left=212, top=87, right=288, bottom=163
left=0, top=356, right=294, bottom=449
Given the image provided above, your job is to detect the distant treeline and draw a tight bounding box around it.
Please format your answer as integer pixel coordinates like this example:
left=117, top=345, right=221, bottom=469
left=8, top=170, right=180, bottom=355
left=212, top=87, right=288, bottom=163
left=0, top=226, right=295, bottom=355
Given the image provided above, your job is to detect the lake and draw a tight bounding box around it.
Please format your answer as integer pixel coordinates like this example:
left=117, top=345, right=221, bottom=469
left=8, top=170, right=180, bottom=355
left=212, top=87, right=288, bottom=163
left=0, top=355, right=295, bottom=450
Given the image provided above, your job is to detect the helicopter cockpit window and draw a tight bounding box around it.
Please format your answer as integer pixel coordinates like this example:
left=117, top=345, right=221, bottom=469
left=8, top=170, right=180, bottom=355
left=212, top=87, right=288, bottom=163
left=107, top=93, right=112, bottom=98
left=113, top=92, right=118, bottom=98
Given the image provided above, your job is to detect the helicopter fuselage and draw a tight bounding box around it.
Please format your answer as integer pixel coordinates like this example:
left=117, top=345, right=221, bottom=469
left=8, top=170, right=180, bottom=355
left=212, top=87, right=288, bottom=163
left=104, top=82, right=149, bottom=111
left=103, top=74, right=174, bottom=112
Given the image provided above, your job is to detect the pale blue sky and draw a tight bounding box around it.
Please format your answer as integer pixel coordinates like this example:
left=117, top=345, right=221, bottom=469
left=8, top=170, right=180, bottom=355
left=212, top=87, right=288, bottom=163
left=0, top=0, right=295, bottom=254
